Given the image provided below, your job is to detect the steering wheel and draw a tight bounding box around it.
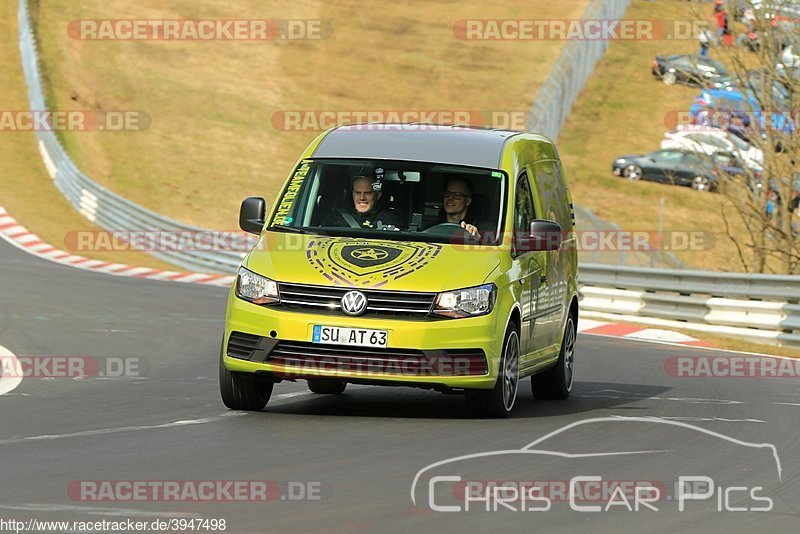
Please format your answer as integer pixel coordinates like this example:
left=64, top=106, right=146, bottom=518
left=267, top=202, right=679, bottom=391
left=422, top=222, right=477, bottom=239
left=334, top=207, right=362, bottom=229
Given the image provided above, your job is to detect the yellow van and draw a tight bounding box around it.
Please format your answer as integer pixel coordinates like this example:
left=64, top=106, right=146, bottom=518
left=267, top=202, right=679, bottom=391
left=220, top=124, right=578, bottom=416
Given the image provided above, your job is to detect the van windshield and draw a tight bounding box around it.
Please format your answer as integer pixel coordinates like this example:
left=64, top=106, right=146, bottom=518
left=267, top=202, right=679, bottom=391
left=268, top=158, right=507, bottom=245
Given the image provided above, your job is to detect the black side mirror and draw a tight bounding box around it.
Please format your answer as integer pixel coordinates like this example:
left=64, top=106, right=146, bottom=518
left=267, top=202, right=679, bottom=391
left=239, top=197, right=266, bottom=235
left=528, top=220, right=563, bottom=252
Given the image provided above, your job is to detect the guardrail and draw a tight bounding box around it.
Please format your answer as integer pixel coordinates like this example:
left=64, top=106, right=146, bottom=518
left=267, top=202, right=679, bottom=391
left=579, top=264, right=800, bottom=346
left=17, top=0, right=244, bottom=273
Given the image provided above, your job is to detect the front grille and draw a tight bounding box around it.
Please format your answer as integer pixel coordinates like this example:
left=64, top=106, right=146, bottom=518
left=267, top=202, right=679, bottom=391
left=269, top=341, right=487, bottom=376
left=277, top=282, right=437, bottom=317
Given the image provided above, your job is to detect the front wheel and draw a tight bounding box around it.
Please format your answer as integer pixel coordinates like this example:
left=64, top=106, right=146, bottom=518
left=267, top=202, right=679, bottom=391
left=691, top=175, right=712, bottom=191
left=623, top=165, right=643, bottom=181
left=465, top=322, right=520, bottom=418
left=532, top=314, right=575, bottom=400
left=219, top=354, right=273, bottom=411
left=662, top=71, right=677, bottom=85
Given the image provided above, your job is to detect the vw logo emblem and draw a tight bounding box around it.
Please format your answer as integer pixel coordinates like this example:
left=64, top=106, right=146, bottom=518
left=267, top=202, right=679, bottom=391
left=341, top=290, right=368, bottom=316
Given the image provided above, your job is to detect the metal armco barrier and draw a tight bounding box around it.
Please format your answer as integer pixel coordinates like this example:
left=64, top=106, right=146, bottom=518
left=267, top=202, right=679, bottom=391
left=17, top=0, right=245, bottom=274
left=579, top=264, right=800, bottom=346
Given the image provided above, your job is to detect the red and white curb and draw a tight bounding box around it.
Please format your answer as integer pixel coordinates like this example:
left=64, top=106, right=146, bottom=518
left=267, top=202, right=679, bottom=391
left=578, top=318, right=712, bottom=347
left=0, top=207, right=235, bottom=287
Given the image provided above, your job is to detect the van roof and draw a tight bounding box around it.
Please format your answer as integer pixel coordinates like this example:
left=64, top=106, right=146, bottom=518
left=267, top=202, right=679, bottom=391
left=311, top=124, right=548, bottom=168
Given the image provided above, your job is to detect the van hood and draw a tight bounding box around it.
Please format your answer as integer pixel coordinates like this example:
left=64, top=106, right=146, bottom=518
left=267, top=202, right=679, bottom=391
left=242, top=233, right=501, bottom=292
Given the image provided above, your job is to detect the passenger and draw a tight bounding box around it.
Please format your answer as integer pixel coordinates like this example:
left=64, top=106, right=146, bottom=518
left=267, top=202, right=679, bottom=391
left=439, top=177, right=492, bottom=238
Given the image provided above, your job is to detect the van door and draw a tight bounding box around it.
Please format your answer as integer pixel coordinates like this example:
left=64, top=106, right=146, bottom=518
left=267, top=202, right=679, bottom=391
left=511, top=170, right=547, bottom=372
left=528, top=162, right=570, bottom=364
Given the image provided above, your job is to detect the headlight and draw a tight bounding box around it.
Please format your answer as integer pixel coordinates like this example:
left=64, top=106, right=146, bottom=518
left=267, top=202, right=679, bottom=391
left=236, top=267, right=279, bottom=305
left=432, top=283, right=496, bottom=318
left=614, top=158, right=626, bottom=165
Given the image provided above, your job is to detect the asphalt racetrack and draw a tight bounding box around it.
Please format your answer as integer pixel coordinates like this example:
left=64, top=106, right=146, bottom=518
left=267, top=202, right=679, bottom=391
left=1, top=237, right=798, bottom=532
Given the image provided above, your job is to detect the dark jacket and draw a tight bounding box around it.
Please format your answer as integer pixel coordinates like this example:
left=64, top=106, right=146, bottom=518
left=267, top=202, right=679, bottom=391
left=323, top=206, right=399, bottom=229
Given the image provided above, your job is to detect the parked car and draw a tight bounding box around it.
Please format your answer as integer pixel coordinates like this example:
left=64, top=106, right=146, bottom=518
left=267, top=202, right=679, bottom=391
left=652, top=54, right=730, bottom=86
left=689, top=88, right=795, bottom=141
left=660, top=125, right=764, bottom=170
left=612, top=148, right=746, bottom=191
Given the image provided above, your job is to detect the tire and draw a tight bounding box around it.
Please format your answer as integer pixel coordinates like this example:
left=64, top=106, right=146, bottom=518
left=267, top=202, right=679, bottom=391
left=623, top=165, right=643, bottom=181
left=662, top=72, right=677, bottom=86
left=691, top=175, right=712, bottom=191
left=532, top=314, right=575, bottom=400
left=465, top=322, right=520, bottom=418
left=307, top=379, right=347, bottom=394
left=219, top=353, right=273, bottom=411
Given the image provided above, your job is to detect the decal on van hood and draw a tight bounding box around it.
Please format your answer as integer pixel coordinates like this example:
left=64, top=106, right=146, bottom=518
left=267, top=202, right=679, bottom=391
left=306, top=238, right=442, bottom=288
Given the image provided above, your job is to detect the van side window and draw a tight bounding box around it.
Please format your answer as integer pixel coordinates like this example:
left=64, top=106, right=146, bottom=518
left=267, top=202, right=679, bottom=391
left=514, top=172, right=535, bottom=254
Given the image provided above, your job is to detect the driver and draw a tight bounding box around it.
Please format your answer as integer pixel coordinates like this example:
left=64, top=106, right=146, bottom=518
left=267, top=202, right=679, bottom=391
left=324, top=176, right=399, bottom=229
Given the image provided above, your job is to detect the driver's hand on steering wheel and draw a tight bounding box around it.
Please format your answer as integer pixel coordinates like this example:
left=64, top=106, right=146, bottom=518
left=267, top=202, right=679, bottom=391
left=461, top=221, right=480, bottom=238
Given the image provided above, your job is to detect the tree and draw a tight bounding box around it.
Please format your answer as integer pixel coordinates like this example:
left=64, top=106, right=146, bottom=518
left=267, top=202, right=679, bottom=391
left=688, top=0, right=799, bottom=274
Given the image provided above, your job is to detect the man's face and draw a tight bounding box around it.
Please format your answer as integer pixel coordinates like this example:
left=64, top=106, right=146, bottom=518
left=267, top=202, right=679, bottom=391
left=352, top=178, right=379, bottom=214
left=443, top=180, right=472, bottom=216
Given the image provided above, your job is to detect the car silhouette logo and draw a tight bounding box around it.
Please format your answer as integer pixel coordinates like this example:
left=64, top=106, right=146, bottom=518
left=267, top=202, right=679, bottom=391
left=350, top=248, right=389, bottom=261
left=341, top=290, right=368, bottom=316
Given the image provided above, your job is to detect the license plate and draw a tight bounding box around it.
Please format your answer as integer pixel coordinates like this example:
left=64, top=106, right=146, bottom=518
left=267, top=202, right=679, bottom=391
left=312, top=325, right=388, bottom=348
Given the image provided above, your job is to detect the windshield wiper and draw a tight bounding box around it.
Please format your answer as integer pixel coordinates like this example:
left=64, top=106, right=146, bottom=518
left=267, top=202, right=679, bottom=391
left=266, top=225, right=313, bottom=234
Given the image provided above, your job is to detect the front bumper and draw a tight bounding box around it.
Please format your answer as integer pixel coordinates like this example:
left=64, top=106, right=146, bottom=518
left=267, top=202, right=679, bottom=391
left=222, top=289, right=504, bottom=390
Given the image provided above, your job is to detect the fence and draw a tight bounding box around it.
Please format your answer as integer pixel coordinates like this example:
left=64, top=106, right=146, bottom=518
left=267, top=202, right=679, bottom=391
left=527, top=0, right=632, bottom=141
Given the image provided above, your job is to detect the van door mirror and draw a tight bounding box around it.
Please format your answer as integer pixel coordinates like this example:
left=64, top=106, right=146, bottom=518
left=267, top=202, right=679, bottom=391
left=528, top=220, right=562, bottom=251
left=239, top=197, right=266, bottom=234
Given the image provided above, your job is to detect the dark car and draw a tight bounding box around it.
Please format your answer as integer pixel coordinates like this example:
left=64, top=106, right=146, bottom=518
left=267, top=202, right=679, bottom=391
left=652, top=54, right=730, bottom=87
left=612, top=149, right=747, bottom=192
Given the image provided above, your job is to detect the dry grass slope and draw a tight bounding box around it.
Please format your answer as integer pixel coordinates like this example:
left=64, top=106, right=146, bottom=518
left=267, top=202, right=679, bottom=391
left=31, top=0, right=588, bottom=230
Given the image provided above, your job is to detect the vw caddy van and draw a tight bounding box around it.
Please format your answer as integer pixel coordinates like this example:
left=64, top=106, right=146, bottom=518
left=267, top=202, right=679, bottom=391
left=220, top=124, right=578, bottom=417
